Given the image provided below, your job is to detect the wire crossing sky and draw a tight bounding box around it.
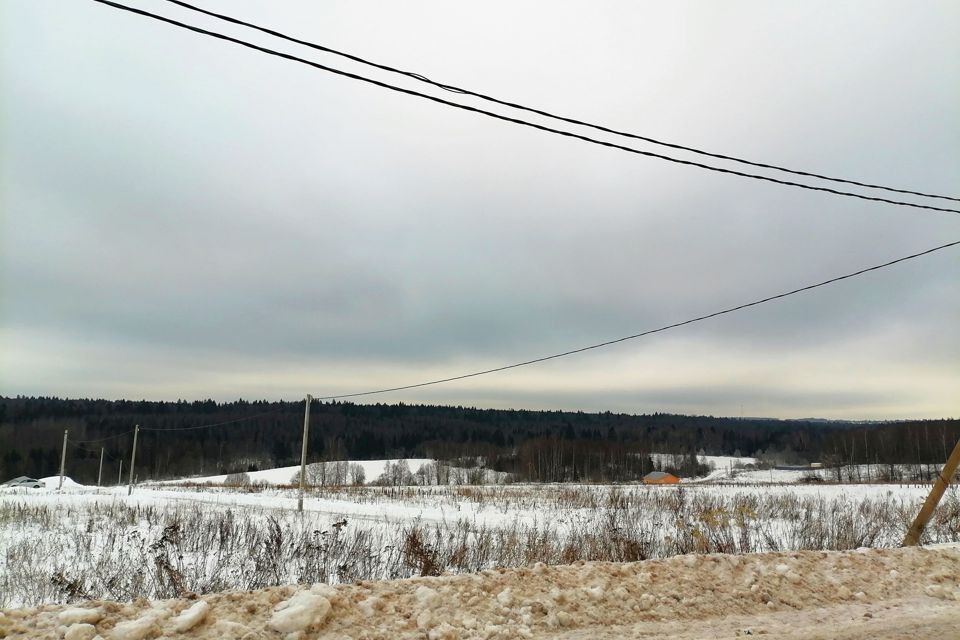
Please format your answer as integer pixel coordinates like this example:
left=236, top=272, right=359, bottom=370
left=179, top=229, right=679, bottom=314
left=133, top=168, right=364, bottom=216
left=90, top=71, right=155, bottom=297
left=310, top=240, right=960, bottom=400
left=88, top=0, right=960, bottom=216
left=50, top=226, right=960, bottom=437
left=2, top=0, right=958, bottom=419
left=160, top=0, right=960, bottom=204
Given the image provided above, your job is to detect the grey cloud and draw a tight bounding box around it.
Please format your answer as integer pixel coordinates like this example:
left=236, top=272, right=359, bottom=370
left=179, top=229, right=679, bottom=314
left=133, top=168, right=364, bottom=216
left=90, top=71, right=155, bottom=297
left=2, top=0, right=958, bottom=417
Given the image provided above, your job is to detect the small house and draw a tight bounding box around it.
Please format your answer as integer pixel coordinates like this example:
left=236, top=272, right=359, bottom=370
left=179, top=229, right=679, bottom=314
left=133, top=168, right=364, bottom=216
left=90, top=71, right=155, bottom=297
left=642, top=471, right=679, bottom=485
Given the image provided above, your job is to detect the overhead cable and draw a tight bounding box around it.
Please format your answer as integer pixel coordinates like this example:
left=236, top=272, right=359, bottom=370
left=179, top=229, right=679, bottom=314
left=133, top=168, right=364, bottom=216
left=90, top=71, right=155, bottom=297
left=141, top=409, right=284, bottom=432
left=70, top=440, right=120, bottom=460
left=309, top=239, right=960, bottom=401
left=89, top=0, right=960, bottom=215
left=160, top=0, right=959, bottom=204
left=73, top=429, right=136, bottom=444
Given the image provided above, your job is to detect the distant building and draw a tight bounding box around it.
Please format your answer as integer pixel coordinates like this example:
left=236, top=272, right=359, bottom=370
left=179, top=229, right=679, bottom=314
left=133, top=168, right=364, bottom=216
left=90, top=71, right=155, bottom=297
left=642, top=471, right=680, bottom=485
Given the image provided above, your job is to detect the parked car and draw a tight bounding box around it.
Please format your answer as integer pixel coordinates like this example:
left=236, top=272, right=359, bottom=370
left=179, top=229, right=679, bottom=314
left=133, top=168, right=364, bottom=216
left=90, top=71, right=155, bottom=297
left=1, top=476, right=44, bottom=489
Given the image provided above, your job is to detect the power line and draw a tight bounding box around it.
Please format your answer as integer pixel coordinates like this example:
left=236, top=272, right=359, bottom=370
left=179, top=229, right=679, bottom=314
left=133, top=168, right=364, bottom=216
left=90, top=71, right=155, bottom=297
left=73, top=429, right=136, bottom=444
left=70, top=440, right=120, bottom=460
left=310, top=239, right=960, bottom=401
left=68, top=411, right=283, bottom=438
left=90, top=0, right=960, bottom=216
left=72, top=410, right=281, bottom=440
left=141, top=409, right=284, bottom=432
left=160, top=0, right=959, bottom=204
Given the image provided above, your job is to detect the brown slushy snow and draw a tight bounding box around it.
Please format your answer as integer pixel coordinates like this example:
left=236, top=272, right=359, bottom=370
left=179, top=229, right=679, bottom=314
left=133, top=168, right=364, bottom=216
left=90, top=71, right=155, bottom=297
left=2, top=546, right=958, bottom=639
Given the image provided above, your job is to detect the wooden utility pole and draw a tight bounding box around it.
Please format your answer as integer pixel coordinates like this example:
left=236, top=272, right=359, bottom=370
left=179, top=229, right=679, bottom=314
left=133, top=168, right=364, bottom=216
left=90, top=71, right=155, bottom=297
left=118, top=459, right=123, bottom=486
left=127, top=424, right=139, bottom=496
left=298, top=394, right=312, bottom=512
left=58, top=429, right=68, bottom=491
left=97, top=447, right=105, bottom=492
left=903, top=438, right=960, bottom=546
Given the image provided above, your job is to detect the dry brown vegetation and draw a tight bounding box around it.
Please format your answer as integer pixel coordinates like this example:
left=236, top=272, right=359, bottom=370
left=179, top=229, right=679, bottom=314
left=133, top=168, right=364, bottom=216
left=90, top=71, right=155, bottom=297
left=1, top=486, right=958, bottom=608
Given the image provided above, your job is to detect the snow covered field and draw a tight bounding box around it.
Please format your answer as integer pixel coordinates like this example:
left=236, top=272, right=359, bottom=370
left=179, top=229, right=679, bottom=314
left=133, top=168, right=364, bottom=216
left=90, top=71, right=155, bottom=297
left=2, top=461, right=958, bottom=610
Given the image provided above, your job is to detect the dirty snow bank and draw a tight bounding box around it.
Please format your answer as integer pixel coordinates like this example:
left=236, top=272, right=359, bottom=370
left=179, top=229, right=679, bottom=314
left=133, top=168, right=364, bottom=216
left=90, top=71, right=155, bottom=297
left=2, top=546, right=958, bottom=639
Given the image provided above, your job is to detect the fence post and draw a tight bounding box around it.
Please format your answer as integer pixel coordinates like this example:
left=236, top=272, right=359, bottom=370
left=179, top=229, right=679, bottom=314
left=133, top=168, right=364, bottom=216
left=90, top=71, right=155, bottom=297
left=298, top=394, right=312, bottom=512
left=903, top=438, right=960, bottom=546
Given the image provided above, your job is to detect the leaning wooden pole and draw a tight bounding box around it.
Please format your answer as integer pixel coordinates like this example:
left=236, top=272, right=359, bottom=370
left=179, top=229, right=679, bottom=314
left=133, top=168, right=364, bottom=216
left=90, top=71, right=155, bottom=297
left=298, top=394, right=312, bottom=513
left=127, top=424, right=139, bottom=496
left=97, top=447, right=105, bottom=492
left=58, top=429, right=68, bottom=491
left=903, top=437, right=960, bottom=546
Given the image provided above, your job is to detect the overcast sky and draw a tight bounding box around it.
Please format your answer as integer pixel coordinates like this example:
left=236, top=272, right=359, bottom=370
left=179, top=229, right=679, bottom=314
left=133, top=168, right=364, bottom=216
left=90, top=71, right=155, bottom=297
left=2, top=1, right=957, bottom=419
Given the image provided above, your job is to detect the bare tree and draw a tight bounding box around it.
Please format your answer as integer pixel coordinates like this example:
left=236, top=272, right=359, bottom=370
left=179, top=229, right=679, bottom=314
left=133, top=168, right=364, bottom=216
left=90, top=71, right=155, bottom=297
left=348, top=463, right=366, bottom=486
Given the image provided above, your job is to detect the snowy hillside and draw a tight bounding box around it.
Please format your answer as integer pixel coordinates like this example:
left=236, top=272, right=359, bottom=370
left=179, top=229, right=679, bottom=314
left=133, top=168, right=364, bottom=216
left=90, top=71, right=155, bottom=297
left=161, top=458, right=432, bottom=486
left=158, top=458, right=510, bottom=486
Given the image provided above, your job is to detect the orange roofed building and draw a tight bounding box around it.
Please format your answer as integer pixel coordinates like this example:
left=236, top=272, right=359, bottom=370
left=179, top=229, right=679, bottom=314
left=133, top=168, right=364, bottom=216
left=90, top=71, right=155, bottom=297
left=642, top=471, right=680, bottom=485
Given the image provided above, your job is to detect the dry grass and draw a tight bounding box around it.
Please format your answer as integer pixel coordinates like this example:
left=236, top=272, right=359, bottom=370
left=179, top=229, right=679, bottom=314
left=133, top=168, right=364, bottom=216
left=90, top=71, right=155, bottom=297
left=1, top=485, right=958, bottom=608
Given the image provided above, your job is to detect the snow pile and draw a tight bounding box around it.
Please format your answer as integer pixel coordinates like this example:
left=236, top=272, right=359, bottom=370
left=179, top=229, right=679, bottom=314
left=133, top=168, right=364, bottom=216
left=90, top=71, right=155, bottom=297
left=38, top=476, right=84, bottom=489
left=3, top=546, right=959, bottom=639
left=56, top=608, right=103, bottom=625
left=268, top=585, right=332, bottom=633
left=62, top=623, right=96, bottom=640
left=53, top=610, right=102, bottom=640
left=171, top=601, right=209, bottom=633
left=109, top=612, right=164, bottom=640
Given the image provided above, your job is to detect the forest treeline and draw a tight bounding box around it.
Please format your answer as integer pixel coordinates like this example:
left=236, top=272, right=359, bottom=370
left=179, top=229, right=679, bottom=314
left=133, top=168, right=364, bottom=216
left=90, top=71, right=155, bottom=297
left=0, top=396, right=957, bottom=483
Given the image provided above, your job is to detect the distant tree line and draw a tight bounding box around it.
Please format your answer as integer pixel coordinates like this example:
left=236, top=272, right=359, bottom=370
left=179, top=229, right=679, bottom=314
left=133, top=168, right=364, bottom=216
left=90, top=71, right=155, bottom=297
left=0, top=396, right=956, bottom=484
left=819, top=419, right=960, bottom=482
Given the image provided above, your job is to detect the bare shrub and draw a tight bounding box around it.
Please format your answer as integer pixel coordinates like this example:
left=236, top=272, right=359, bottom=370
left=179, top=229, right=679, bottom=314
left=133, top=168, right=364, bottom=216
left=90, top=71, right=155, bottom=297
left=224, top=472, right=251, bottom=487
left=2, top=483, right=955, bottom=608
left=403, top=526, right=441, bottom=576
